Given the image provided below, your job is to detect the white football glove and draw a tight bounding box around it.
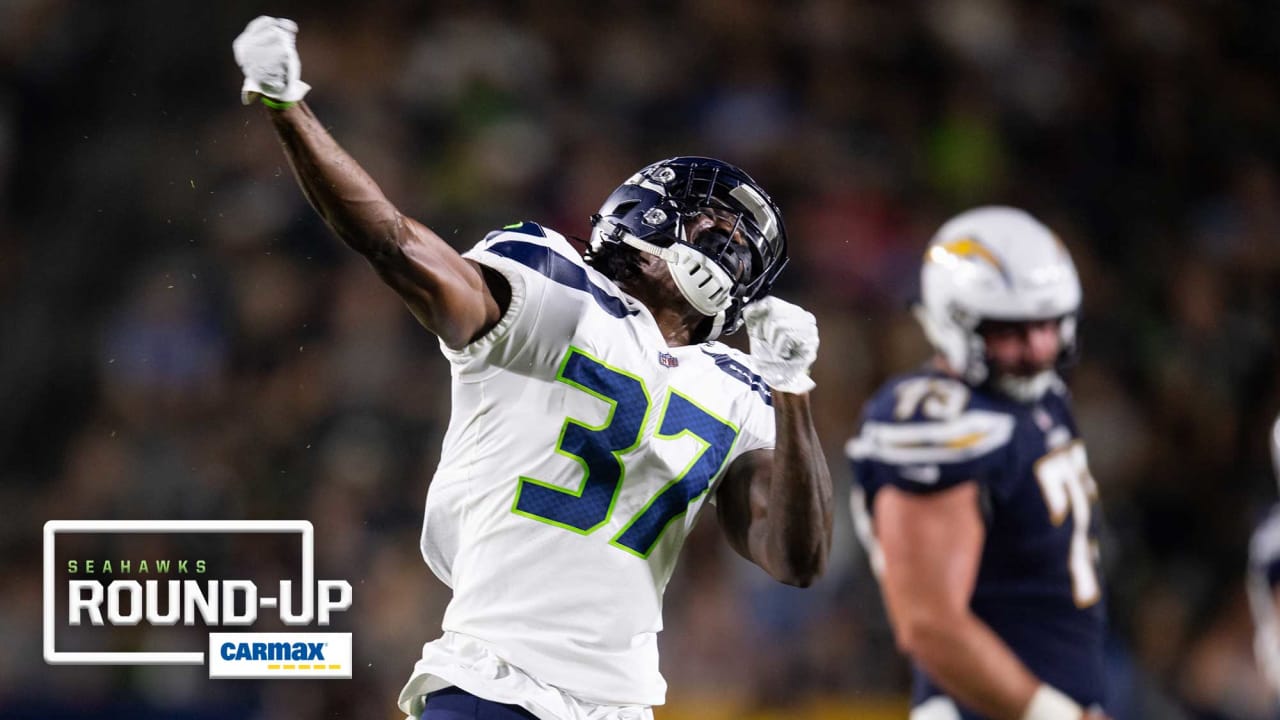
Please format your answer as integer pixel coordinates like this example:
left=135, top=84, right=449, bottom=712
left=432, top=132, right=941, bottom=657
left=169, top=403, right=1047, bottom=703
left=742, top=296, right=819, bottom=394
left=232, top=16, right=310, bottom=106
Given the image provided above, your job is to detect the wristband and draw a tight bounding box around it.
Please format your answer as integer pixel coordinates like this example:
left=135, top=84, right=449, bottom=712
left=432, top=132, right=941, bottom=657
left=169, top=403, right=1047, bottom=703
left=1020, top=684, right=1082, bottom=720
left=260, top=96, right=296, bottom=111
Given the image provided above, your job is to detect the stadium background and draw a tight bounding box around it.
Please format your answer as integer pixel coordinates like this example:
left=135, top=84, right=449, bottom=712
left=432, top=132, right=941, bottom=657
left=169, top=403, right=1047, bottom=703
left=3, top=0, right=1279, bottom=718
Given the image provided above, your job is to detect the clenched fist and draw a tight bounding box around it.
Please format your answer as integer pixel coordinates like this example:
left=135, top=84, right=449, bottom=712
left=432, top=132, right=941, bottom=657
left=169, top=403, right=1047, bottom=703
left=232, top=16, right=310, bottom=106
left=742, top=296, right=819, bottom=394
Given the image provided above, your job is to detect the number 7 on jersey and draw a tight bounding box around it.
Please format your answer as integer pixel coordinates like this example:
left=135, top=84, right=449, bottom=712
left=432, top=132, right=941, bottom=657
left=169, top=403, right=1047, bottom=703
left=512, top=348, right=739, bottom=558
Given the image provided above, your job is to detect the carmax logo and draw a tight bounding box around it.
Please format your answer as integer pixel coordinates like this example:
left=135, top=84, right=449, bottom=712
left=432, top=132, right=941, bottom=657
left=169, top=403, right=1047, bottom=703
left=209, top=633, right=350, bottom=678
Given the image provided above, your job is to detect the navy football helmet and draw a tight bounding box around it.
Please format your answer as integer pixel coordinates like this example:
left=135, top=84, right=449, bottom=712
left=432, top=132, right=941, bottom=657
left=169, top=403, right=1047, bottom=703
left=587, top=156, right=788, bottom=340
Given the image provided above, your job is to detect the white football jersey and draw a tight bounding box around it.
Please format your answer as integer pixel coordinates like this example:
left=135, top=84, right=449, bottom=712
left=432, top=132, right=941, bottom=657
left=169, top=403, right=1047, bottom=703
left=400, top=222, right=777, bottom=714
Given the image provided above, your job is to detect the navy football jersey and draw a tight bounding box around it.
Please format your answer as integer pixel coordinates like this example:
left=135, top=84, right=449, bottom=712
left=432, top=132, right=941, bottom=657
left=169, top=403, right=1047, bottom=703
left=846, top=368, right=1106, bottom=717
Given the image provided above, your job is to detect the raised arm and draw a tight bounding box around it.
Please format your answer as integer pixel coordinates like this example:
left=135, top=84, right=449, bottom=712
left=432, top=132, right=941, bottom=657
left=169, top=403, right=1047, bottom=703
left=265, top=103, right=507, bottom=347
left=233, top=16, right=507, bottom=349
left=716, top=297, right=833, bottom=586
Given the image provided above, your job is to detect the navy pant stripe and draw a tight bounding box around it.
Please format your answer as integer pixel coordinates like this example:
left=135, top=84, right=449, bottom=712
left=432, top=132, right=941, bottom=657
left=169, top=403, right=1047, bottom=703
left=420, top=687, right=539, bottom=720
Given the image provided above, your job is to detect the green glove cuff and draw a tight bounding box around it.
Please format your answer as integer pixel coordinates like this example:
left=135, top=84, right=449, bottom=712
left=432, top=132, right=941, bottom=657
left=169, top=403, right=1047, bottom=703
left=260, top=96, right=296, bottom=111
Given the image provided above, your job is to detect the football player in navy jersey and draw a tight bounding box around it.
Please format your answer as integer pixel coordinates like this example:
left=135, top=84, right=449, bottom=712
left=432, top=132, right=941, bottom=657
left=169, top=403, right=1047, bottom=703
left=1248, top=414, right=1280, bottom=702
left=847, top=207, right=1110, bottom=720
left=232, top=16, right=832, bottom=720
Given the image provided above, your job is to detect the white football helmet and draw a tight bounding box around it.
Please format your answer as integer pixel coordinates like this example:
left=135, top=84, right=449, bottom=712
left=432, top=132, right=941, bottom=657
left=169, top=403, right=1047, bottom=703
left=915, top=206, right=1081, bottom=401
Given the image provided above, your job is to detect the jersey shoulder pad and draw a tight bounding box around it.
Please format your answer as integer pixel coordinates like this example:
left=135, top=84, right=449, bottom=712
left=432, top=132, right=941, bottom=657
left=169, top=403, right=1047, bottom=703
left=847, top=372, right=1015, bottom=489
left=472, top=221, right=578, bottom=264
left=858, top=371, right=981, bottom=421
left=698, top=344, right=773, bottom=407
left=699, top=341, right=751, bottom=367
left=467, top=222, right=637, bottom=320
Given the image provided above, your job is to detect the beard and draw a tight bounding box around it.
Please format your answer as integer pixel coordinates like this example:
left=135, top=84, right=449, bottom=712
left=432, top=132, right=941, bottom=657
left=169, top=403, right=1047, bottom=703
left=991, top=369, right=1060, bottom=403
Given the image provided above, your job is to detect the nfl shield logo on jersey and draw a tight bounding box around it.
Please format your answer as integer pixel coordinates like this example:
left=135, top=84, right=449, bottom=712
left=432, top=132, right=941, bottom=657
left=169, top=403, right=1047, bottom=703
left=658, top=352, right=679, bottom=368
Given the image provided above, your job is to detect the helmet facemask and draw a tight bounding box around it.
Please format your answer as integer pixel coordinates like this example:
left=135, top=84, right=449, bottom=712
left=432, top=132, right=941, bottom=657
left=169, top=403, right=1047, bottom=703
left=587, top=157, right=787, bottom=340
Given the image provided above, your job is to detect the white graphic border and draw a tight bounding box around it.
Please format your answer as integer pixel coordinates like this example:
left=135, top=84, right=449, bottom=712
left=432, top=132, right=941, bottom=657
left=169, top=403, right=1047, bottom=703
left=43, top=520, right=314, bottom=665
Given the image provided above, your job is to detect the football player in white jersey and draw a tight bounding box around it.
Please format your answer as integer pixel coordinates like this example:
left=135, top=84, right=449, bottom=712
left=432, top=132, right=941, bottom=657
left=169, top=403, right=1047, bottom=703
left=846, top=207, right=1111, bottom=720
left=233, top=17, right=833, bottom=720
left=1248, top=414, right=1280, bottom=702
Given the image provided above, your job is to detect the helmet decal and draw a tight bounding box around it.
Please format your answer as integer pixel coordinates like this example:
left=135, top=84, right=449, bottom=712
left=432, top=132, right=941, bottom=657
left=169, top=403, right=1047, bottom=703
left=927, top=237, right=1012, bottom=288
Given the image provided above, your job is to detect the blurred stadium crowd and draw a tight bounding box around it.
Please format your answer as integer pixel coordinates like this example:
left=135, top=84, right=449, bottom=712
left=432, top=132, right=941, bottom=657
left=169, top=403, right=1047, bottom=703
left=3, top=0, right=1280, bottom=718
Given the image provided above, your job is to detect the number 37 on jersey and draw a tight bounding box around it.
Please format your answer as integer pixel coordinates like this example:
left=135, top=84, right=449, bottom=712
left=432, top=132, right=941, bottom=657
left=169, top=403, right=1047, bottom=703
left=511, top=348, right=740, bottom=559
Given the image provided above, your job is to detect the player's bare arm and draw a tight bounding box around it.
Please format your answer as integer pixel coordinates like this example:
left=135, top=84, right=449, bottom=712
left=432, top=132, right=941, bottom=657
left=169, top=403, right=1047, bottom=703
left=717, top=390, right=832, bottom=587
left=876, top=482, right=1101, bottom=720
left=716, top=297, right=832, bottom=587
left=234, top=17, right=506, bottom=349
left=265, top=103, right=507, bottom=348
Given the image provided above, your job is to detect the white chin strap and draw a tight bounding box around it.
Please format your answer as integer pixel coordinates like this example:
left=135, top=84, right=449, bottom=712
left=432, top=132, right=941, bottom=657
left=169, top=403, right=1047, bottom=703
left=993, top=370, right=1059, bottom=403
left=619, top=233, right=734, bottom=316
left=701, top=310, right=729, bottom=342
